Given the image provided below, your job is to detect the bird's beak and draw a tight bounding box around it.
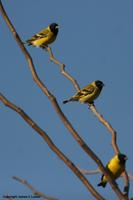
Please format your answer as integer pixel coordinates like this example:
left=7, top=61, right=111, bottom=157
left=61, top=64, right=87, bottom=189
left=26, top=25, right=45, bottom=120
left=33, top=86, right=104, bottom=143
left=56, top=25, right=59, bottom=29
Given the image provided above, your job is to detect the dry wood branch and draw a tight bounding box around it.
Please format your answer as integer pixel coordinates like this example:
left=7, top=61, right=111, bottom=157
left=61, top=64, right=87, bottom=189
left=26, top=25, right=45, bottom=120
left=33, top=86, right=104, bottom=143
left=47, top=47, right=80, bottom=92
left=45, top=19, right=130, bottom=198
left=78, top=168, right=101, bottom=175
left=0, top=1, right=128, bottom=199
left=89, top=104, right=129, bottom=196
left=89, top=104, right=120, bottom=154
left=0, top=93, right=104, bottom=200
left=47, top=45, right=130, bottom=199
left=12, top=176, right=58, bottom=200
left=79, top=167, right=133, bottom=181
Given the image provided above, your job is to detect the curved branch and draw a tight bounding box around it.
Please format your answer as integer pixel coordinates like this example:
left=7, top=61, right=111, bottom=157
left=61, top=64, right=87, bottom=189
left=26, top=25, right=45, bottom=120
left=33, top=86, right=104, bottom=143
left=12, top=176, right=58, bottom=200
left=78, top=167, right=133, bottom=181
left=0, top=93, right=104, bottom=200
left=78, top=168, right=101, bottom=175
left=47, top=39, right=129, bottom=198
left=89, top=104, right=120, bottom=154
left=46, top=41, right=130, bottom=199
left=47, top=47, right=80, bottom=92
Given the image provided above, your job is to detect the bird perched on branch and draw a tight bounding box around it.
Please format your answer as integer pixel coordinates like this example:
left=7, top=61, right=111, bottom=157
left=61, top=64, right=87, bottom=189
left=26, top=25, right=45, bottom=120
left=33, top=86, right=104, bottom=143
left=63, top=80, right=104, bottom=104
left=98, top=153, right=128, bottom=188
left=26, top=23, right=59, bottom=49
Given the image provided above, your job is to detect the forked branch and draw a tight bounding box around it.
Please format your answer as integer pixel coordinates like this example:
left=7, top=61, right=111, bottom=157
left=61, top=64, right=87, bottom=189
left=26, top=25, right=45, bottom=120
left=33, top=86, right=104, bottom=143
left=46, top=22, right=129, bottom=198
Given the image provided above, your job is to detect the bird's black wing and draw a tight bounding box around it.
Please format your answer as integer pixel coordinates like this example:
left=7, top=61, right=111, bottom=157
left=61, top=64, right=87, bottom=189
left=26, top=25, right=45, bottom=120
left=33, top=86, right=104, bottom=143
left=35, top=28, right=50, bottom=38
left=74, top=85, right=95, bottom=99
left=81, top=85, right=95, bottom=95
left=27, top=29, right=50, bottom=43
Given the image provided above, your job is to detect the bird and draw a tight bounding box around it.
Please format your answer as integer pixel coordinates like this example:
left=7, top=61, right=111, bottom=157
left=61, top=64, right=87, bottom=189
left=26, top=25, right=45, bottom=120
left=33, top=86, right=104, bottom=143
left=97, top=153, right=128, bottom=188
left=63, top=80, right=104, bottom=104
left=26, top=23, right=59, bottom=49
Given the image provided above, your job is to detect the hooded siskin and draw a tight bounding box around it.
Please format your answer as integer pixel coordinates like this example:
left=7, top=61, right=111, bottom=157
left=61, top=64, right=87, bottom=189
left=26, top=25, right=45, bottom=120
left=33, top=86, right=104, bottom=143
left=98, top=153, right=128, bottom=188
left=26, top=23, right=59, bottom=48
left=63, top=80, right=104, bottom=104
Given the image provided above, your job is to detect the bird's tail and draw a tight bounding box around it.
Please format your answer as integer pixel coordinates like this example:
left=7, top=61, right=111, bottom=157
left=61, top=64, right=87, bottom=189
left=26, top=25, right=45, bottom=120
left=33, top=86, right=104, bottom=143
left=97, top=182, right=107, bottom=188
left=63, top=98, right=73, bottom=104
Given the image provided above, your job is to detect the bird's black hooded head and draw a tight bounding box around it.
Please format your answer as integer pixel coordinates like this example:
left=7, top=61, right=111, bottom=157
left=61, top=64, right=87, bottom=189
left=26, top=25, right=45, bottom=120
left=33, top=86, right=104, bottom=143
left=95, top=80, right=104, bottom=90
left=118, top=154, right=128, bottom=164
left=50, top=23, right=59, bottom=35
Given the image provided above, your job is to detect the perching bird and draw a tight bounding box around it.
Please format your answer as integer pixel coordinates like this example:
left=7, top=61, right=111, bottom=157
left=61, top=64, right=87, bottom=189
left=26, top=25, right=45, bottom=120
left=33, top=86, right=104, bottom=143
left=98, top=153, right=128, bottom=188
left=63, top=80, right=104, bottom=104
left=26, top=23, right=59, bottom=49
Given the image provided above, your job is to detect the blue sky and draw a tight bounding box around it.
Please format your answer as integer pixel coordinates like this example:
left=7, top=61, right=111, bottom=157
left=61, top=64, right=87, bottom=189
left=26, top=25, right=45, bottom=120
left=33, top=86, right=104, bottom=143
left=0, top=0, right=133, bottom=199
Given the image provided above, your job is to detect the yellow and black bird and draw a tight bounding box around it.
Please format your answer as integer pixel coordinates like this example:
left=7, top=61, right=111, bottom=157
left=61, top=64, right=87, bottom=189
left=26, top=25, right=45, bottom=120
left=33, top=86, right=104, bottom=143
left=26, top=23, right=59, bottom=49
left=63, top=80, right=104, bottom=104
left=98, top=153, right=128, bottom=188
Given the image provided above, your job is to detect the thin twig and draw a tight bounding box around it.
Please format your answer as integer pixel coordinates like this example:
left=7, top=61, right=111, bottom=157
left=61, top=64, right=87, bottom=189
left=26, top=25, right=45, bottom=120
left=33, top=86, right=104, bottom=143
left=12, top=176, right=58, bottom=200
left=0, top=1, right=128, bottom=199
left=0, top=93, right=105, bottom=200
left=47, top=47, right=80, bottom=92
left=89, top=104, right=120, bottom=154
left=78, top=167, right=133, bottom=181
left=78, top=167, right=101, bottom=175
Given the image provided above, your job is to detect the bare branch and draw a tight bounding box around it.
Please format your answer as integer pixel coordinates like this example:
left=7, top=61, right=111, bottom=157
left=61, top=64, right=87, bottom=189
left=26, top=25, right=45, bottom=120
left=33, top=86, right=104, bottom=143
left=47, top=39, right=130, bottom=198
left=12, top=176, right=58, bottom=200
left=46, top=40, right=130, bottom=199
left=47, top=47, right=80, bottom=92
left=47, top=42, right=130, bottom=197
left=79, top=167, right=133, bottom=181
left=45, top=17, right=130, bottom=198
left=78, top=167, right=101, bottom=175
left=89, top=104, right=120, bottom=154
left=0, top=93, right=105, bottom=200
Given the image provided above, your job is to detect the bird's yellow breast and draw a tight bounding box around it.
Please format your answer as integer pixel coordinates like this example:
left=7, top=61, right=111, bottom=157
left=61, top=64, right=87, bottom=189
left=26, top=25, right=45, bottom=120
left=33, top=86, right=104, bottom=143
left=103, top=155, right=125, bottom=182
